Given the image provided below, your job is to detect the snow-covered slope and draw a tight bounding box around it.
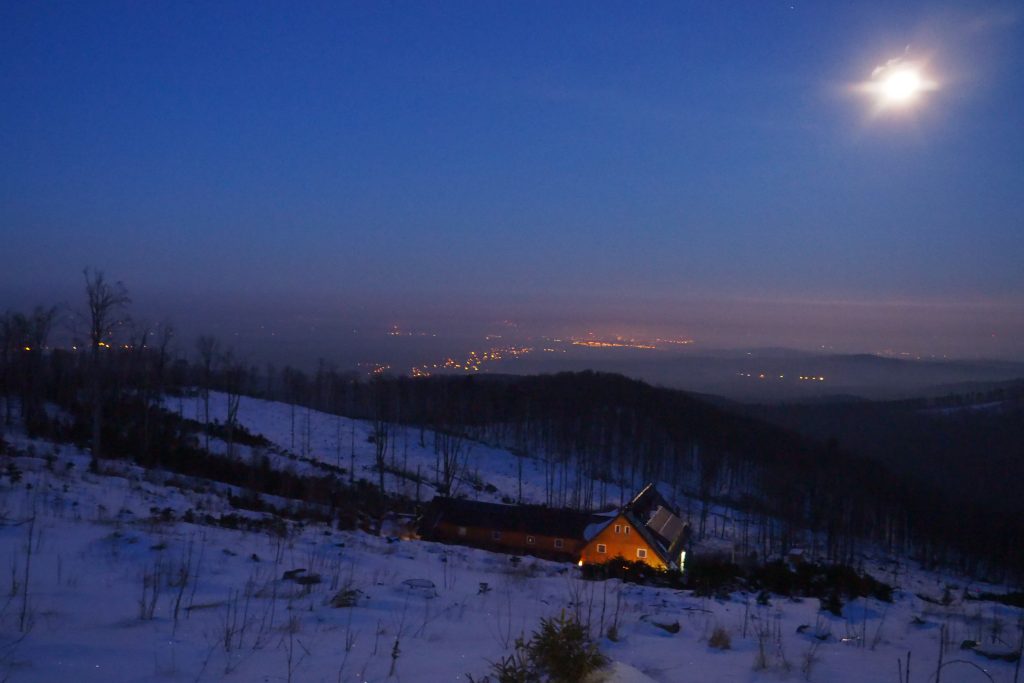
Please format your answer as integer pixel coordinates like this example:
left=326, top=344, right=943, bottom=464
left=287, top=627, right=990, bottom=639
left=1, top=400, right=1022, bottom=683
left=168, top=391, right=637, bottom=509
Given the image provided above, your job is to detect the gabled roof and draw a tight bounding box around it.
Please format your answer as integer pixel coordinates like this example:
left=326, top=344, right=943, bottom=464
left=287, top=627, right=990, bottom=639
left=583, top=511, right=618, bottom=541
left=621, top=509, right=674, bottom=564
left=626, top=483, right=677, bottom=519
left=425, top=485, right=691, bottom=568
left=423, top=497, right=598, bottom=539
left=620, top=483, right=690, bottom=568
left=648, top=505, right=687, bottom=548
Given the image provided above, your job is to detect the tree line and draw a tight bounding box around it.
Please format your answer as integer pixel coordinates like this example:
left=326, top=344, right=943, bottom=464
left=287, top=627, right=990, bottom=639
left=2, top=270, right=1023, bottom=582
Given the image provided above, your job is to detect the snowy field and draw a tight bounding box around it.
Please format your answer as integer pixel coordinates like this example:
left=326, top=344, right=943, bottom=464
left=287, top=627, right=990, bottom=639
left=1, top=396, right=1022, bottom=682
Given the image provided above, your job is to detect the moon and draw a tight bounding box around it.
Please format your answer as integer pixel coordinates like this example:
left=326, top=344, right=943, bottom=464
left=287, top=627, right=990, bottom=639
left=858, top=57, right=937, bottom=114
left=879, top=69, right=924, bottom=105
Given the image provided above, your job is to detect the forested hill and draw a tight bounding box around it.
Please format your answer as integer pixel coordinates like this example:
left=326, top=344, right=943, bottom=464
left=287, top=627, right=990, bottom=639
left=744, top=379, right=1024, bottom=523
left=357, top=372, right=1024, bottom=580
left=5, top=316, right=1023, bottom=580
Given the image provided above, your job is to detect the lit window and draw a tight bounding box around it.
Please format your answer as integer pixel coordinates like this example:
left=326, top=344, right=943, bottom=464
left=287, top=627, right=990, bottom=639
left=554, top=538, right=564, bottom=549
left=597, top=544, right=607, bottom=554
left=457, top=526, right=467, bottom=537
left=637, top=548, right=647, bottom=559
left=526, top=535, right=535, bottom=545
left=492, top=530, right=501, bottom=541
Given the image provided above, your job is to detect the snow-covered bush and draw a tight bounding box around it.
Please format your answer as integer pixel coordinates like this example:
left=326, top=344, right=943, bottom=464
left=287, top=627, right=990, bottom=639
left=709, top=625, right=731, bottom=650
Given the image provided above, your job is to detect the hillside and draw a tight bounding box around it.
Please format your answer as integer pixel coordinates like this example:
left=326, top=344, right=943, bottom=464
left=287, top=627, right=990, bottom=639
left=746, top=381, right=1024, bottom=519
left=346, top=372, right=1024, bottom=578
left=3, top=394, right=1024, bottom=682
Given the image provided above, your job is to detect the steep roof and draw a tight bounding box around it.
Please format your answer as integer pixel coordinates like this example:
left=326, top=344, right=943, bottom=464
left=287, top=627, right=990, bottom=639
left=622, top=484, right=690, bottom=568
left=627, top=483, right=677, bottom=519
left=620, top=509, right=673, bottom=562
left=583, top=511, right=618, bottom=541
left=423, top=497, right=599, bottom=539
left=648, top=505, right=687, bottom=548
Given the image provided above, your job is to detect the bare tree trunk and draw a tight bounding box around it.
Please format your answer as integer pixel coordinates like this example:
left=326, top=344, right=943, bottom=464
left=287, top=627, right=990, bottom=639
left=349, top=382, right=356, bottom=485
left=19, top=515, right=36, bottom=633
left=437, top=430, right=468, bottom=497
left=375, top=419, right=389, bottom=496
left=222, top=350, right=244, bottom=459
left=196, top=335, right=219, bottom=452
left=84, top=268, right=130, bottom=462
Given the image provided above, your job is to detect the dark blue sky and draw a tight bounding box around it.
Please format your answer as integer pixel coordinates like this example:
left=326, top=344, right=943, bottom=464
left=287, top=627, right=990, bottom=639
left=2, top=1, right=1022, bottom=358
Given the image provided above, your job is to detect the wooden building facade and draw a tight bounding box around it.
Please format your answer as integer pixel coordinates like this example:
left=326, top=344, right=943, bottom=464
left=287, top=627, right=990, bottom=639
left=579, top=484, right=690, bottom=571
left=419, top=497, right=598, bottom=562
left=579, top=512, right=669, bottom=569
left=421, top=484, right=691, bottom=572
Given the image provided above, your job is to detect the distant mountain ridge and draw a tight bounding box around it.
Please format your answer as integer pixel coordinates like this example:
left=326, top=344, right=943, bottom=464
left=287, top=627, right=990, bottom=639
left=514, top=347, right=1024, bottom=401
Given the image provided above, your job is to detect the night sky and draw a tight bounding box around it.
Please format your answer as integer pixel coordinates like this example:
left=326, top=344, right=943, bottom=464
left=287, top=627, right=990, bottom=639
left=2, top=2, right=1022, bottom=360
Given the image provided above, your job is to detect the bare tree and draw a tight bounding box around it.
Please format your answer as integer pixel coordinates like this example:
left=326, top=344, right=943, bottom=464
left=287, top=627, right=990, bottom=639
left=436, top=430, right=468, bottom=497
left=349, top=378, right=357, bottom=485
left=19, top=515, right=37, bottom=633
left=84, top=268, right=130, bottom=461
left=370, top=379, right=391, bottom=497
left=0, top=311, right=27, bottom=429
left=428, top=390, right=470, bottom=497
left=196, top=335, right=219, bottom=451
left=21, top=306, right=57, bottom=428
left=373, top=414, right=390, bottom=496
left=139, top=321, right=175, bottom=463
left=220, top=348, right=246, bottom=459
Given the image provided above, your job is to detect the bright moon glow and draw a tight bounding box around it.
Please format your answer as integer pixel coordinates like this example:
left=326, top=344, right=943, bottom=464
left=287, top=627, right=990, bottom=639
left=859, top=57, right=937, bottom=114
left=880, top=69, right=924, bottom=104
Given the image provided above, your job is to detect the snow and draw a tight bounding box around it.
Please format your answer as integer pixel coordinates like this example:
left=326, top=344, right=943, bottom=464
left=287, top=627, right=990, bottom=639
left=1, top=401, right=1023, bottom=682
left=920, top=400, right=1008, bottom=416
left=585, top=514, right=618, bottom=542
left=166, top=391, right=637, bottom=509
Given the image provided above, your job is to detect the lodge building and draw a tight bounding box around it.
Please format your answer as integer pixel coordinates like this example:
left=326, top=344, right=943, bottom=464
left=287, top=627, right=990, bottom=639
left=419, top=497, right=595, bottom=562
left=419, top=483, right=691, bottom=572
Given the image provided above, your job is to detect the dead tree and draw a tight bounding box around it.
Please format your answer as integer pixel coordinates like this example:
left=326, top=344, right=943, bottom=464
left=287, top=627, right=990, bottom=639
left=195, top=335, right=219, bottom=451
left=0, top=311, right=27, bottom=429
left=436, top=429, right=468, bottom=497
left=221, top=349, right=245, bottom=459
left=370, top=379, right=392, bottom=497
left=84, top=268, right=130, bottom=462
left=22, top=306, right=57, bottom=429
left=149, top=323, right=175, bottom=459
